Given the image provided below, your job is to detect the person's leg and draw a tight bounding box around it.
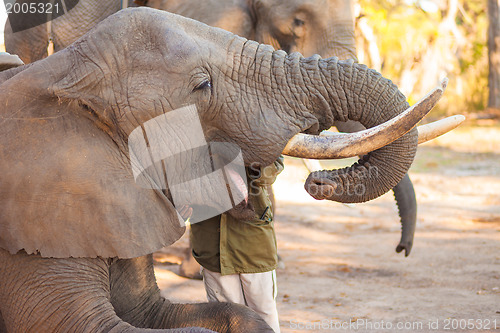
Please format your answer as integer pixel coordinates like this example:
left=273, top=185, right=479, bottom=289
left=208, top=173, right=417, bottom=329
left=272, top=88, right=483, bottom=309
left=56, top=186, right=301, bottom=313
left=202, top=268, right=246, bottom=304
left=240, top=270, right=280, bottom=333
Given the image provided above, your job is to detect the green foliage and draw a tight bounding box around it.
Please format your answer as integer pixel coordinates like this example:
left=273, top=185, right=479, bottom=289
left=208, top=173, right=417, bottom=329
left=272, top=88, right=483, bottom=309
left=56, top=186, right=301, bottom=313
left=356, top=0, right=488, bottom=115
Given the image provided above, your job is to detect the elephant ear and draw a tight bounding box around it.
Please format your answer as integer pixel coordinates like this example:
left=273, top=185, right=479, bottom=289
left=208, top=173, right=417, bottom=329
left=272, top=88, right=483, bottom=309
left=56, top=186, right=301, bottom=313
left=0, top=66, right=185, bottom=259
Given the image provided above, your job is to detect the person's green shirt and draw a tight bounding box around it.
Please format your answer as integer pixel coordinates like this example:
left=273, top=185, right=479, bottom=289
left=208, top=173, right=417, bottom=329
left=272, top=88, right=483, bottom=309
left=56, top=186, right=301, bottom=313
left=190, top=157, right=284, bottom=275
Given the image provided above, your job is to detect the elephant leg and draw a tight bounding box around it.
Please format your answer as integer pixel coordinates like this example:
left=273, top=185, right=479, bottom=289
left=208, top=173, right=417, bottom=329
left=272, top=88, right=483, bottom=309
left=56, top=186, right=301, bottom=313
left=110, top=255, right=273, bottom=333
left=0, top=249, right=205, bottom=333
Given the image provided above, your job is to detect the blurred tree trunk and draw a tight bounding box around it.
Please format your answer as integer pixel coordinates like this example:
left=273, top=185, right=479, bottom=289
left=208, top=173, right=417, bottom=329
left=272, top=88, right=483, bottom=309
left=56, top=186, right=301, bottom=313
left=488, top=0, right=500, bottom=109
left=356, top=16, right=382, bottom=71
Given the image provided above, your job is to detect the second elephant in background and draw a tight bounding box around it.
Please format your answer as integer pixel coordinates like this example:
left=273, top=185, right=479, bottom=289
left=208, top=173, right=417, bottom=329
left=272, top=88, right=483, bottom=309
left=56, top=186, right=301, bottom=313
left=144, top=0, right=356, bottom=59
left=4, top=0, right=355, bottom=62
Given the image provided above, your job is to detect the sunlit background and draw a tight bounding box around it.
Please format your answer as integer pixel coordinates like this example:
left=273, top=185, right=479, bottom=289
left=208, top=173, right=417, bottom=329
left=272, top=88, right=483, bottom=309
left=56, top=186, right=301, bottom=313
left=0, top=0, right=494, bottom=118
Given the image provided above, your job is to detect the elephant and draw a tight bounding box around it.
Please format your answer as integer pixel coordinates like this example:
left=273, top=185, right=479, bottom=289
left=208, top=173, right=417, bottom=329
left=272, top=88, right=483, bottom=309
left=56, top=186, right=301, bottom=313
left=0, top=7, right=450, bottom=332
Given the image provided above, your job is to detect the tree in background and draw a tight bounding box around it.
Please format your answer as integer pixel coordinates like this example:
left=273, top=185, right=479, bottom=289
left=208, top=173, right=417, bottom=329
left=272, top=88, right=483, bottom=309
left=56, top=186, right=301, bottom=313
left=488, top=0, right=500, bottom=110
left=356, top=0, right=489, bottom=116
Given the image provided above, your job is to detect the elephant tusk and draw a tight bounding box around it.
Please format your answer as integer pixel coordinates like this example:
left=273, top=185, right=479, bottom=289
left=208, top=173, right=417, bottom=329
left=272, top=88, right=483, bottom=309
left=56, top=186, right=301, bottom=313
left=282, top=79, right=450, bottom=159
left=318, top=114, right=465, bottom=146
left=416, top=115, right=465, bottom=144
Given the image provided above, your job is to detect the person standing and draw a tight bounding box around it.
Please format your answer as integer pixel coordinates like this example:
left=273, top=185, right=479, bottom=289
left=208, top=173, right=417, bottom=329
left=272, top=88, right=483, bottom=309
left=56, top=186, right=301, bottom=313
left=190, top=157, right=284, bottom=333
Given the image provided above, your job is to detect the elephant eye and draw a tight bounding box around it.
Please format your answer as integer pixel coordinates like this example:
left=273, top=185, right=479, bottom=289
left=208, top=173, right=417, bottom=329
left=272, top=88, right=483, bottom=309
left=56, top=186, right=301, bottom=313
left=293, top=18, right=305, bottom=27
left=193, top=80, right=212, bottom=92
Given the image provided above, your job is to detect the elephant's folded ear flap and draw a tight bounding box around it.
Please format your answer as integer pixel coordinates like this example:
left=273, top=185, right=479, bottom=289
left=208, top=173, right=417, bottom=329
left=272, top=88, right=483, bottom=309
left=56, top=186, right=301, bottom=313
left=0, top=80, right=185, bottom=259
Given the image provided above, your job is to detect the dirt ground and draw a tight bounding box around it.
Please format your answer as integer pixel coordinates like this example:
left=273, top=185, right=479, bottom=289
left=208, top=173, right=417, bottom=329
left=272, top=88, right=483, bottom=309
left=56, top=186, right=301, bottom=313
left=153, top=119, right=500, bottom=332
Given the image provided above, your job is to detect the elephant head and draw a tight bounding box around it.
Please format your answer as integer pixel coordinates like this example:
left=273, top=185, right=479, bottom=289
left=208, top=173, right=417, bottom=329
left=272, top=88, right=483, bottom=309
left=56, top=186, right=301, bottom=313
left=0, top=8, right=445, bottom=260
left=249, top=0, right=356, bottom=59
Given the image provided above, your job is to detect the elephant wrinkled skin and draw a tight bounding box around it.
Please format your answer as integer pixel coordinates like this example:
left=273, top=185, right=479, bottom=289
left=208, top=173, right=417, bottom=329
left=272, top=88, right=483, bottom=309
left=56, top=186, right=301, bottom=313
left=0, top=8, right=443, bottom=332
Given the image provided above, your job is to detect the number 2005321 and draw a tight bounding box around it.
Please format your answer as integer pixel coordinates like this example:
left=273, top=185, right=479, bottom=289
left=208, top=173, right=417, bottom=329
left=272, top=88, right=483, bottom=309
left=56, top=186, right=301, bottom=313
left=443, top=319, right=498, bottom=330
left=6, top=2, right=60, bottom=14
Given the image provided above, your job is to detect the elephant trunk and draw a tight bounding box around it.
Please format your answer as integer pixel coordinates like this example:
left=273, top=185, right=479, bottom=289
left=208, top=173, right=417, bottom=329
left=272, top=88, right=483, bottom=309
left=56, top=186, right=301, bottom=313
left=393, top=174, right=417, bottom=256
left=279, top=54, right=418, bottom=203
